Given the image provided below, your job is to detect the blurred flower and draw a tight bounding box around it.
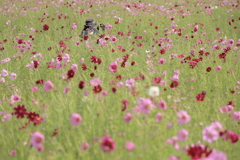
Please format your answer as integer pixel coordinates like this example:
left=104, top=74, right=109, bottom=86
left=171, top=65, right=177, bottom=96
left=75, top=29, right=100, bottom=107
left=10, top=73, right=17, bottom=80
left=100, top=135, right=115, bottom=153
left=215, top=66, right=222, bottom=71
left=125, top=141, right=135, bottom=150
left=43, top=80, right=54, bottom=92
left=148, top=86, right=159, bottom=97
left=1, top=69, right=8, bottom=77
left=155, top=112, right=163, bottom=122
left=30, top=131, right=44, bottom=148
left=80, top=142, right=90, bottom=151
left=202, top=126, right=219, bottom=143
left=178, top=129, right=189, bottom=141
left=232, top=111, right=240, bottom=121
left=124, top=113, right=132, bottom=123
left=157, top=100, right=167, bottom=110
left=177, top=110, right=191, bottom=125
left=70, top=113, right=82, bottom=126
left=10, top=94, right=21, bottom=104
left=90, top=78, right=102, bottom=86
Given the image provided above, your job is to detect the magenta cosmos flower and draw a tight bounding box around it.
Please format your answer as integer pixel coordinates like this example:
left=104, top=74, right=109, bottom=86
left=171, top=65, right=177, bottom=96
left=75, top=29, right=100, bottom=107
left=30, top=131, right=44, bottom=148
left=70, top=113, right=82, bottom=126
left=108, top=61, right=118, bottom=73
left=177, top=110, right=191, bottom=125
left=43, top=80, right=54, bottom=92
left=100, top=135, right=115, bottom=153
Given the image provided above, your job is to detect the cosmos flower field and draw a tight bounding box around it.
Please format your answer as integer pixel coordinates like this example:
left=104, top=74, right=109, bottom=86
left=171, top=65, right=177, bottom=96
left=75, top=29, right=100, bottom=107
left=0, top=0, right=240, bottom=159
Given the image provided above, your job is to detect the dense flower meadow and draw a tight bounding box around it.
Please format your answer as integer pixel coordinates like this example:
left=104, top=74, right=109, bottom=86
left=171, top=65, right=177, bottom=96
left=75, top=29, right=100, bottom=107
left=0, top=0, right=240, bottom=159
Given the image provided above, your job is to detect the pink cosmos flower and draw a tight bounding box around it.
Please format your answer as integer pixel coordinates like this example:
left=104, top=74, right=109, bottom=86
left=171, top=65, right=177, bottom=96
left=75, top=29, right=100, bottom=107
left=6, top=20, right=11, bottom=25
left=80, top=58, right=84, bottom=63
left=166, top=136, right=179, bottom=150
left=210, top=122, right=222, bottom=132
left=117, top=82, right=124, bottom=87
left=157, top=100, right=167, bottom=110
left=80, top=142, right=90, bottom=151
left=168, top=156, right=179, bottom=160
left=177, top=110, right=191, bottom=125
left=100, top=135, right=115, bottom=153
left=63, top=86, right=70, bottom=93
left=30, top=131, right=44, bottom=148
left=124, top=113, right=132, bottom=123
left=158, top=58, right=165, bottom=64
left=10, top=150, right=16, bottom=155
left=1, top=69, right=8, bottom=77
left=31, top=86, right=38, bottom=92
left=200, top=150, right=227, bottom=160
left=105, top=24, right=112, bottom=30
left=155, top=112, right=163, bottom=122
left=70, top=113, right=82, bottom=126
left=71, top=64, right=78, bottom=72
left=10, top=73, right=17, bottom=80
left=178, top=129, right=189, bottom=141
left=190, top=78, right=195, bottom=81
left=219, top=105, right=234, bottom=113
left=2, top=113, right=12, bottom=122
left=43, top=80, right=54, bottom=92
left=202, top=126, right=219, bottom=143
left=108, top=61, right=118, bottom=73
left=75, top=41, right=80, bottom=46
left=0, top=78, right=5, bottom=83
left=125, top=78, right=135, bottom=88
left=215, top=66, right=222, bottom=71
left=90, top=78, right=102, bottom=86
left=125, top=141, right=135, bottom=151
left=102, top=90, right=108, bottom=96
left=10, top=94, right=21, bottom=104
left=232, top=111, right=240, bottom=121
left=138, top=98, right=155, bottom=114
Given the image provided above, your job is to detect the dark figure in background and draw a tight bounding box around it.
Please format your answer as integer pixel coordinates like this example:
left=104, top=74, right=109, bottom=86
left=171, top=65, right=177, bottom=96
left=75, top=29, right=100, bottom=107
left=80, top=19, right=105, bottom=38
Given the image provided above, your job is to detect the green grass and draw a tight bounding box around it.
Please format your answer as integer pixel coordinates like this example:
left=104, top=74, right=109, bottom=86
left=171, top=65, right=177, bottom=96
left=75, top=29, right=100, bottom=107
left=0, top=0, right=240, bottom=159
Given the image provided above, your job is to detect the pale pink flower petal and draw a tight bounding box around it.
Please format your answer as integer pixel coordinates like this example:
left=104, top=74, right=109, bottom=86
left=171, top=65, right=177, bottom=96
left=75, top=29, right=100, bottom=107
left=70, top=113, right=82, bottom=126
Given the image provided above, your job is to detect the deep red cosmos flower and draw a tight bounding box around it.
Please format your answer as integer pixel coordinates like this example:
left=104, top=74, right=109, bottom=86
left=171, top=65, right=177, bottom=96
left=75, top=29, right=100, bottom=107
left=93, top=85, right=102, bottom=93
left=67, top=69, right=75, bottom=79
left=196, top=94, right=205, bottom=102
left=206, top=67, right=211, bottom=72
left=121, top=100, right=129, bottom=112
left=170, top=80, right=179, bottom=89
left=82, top=64, right=87, bottom=70
left=43, top=24, right=49, bottom=31
left=36, top=79, right=44, bottom=85
left=12, top=105, right=28, bottom=118
left=27, top=112, right=40, bottom=122
left=220, top=130, right=239, bottom=144
left=78, top=81, right=85, bottom=89
left=187, top=144, right=212, bottom=160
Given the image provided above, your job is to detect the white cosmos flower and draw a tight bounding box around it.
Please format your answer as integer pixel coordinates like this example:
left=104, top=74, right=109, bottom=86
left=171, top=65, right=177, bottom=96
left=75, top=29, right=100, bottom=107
left=145, top=50, right=150, bottom=53
left=148, top=86, right=160, bottom=97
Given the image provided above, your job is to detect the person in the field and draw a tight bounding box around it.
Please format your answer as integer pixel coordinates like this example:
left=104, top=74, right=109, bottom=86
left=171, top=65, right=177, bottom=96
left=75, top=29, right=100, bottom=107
left=80, top=19, right=105, bottom=37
